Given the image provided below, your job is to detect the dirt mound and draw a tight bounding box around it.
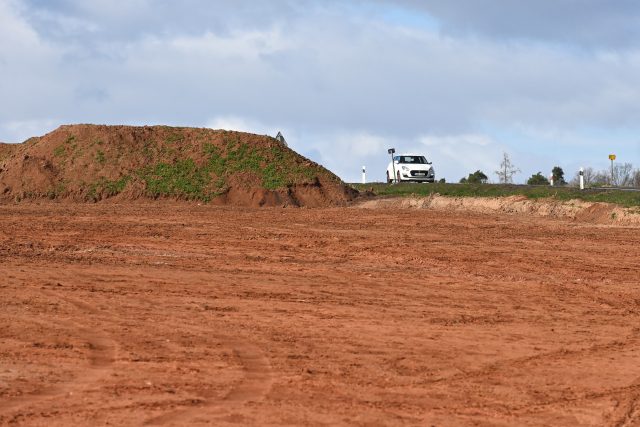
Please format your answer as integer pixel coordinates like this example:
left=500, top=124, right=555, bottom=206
left=357, top=194, right=640, bottom=226
left=0, top=125, right=356, bottom=207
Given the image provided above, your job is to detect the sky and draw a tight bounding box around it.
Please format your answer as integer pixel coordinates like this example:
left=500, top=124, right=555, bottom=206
left=1, top=0, right=639, bottom=183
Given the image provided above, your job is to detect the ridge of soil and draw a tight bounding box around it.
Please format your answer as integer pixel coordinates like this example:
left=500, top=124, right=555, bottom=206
left=0, top=125, right=356, bottom=207
left=357, top=194, right=640, bottom=226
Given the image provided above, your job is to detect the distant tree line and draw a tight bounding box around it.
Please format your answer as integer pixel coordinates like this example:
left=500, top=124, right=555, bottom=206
left=457, top=152, right=640, bottom=187
left=569, top=163, right=640, bottom=187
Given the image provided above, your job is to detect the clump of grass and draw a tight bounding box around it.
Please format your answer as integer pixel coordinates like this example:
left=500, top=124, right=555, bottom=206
left=53, top=135, right=83, bottom=164
left=95, top=150, right=106, bottom=165
left=138, top=160, right=215, bottom=201
left=141, top=140, right=156, bottom=159
left=223, top=138, right=263, bottom=173
left=165, top=132, right=184, bottom=145
left=105, top=175, right=130, bottom=196
left=85, top=175, right=131, bottom=201
left=53, top=145, right=66, bottom=157
left=46, top=181, right=67, bottom=199
left=262, top=163, right=287, bottom=190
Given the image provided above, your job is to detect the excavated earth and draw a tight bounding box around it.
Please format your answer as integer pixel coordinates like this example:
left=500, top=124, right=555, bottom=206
left=359, top=195, right=640, bottom=226
left=0, top=144, right=16, bottom=163
left=0, top=125, right=355, bottom=207
left=1, top=202, right=640, bottom=426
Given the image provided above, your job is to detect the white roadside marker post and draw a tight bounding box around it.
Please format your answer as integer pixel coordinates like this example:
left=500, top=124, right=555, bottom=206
left=579, top=167, right=584, bottom=190
left=388, top=148, right=396, bottom=184
left=549, top=173, right=554, bottom=186
left=362, top=166, right=366, bottom=184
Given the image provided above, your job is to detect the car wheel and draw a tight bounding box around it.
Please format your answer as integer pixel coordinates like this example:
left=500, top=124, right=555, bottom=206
left=386, top=172, right=392, bottom=184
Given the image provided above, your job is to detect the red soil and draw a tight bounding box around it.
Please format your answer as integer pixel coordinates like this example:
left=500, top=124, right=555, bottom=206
left=1, top=203, right=639, bottom=426
left=0, top=143, right=16, bottom=162
left=0, top=125, right=356, bottom=207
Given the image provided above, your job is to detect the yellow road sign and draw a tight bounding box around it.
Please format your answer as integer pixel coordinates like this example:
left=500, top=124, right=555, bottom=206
left=609, top=154, right=616, bottom=161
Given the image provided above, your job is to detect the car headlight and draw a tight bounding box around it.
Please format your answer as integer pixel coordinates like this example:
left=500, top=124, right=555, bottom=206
left=401, top=166, right=410, bottom=171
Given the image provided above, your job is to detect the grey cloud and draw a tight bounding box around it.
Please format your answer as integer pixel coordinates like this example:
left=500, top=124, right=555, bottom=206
left=21, top=0, right=305, bottom=42
left=385, top=0, right=640, bottom=49
left=2, top=0, right=639, bottom=182
left=5, top=0, right=640, bottom=135
left=6, top=5, right=640, bottom=131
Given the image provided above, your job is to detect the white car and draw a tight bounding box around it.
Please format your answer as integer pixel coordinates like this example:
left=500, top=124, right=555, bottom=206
left=386, top=154, right=435, bottom=183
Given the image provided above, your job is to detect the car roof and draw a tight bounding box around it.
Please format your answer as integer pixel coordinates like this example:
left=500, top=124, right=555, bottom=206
left=396, top=154, right=426, bottom=157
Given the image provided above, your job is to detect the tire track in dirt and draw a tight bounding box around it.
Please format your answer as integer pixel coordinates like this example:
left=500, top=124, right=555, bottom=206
left=122, top=295, right=275, bottom=425
left=456, top=377, right=640, bottom=427
left=426, top=277, right=640, bottom=397
left=144, top=335, right=273, bottom=425
left=606, top=376, right=640, bottom=427
left=0, top=293, right=117, bottom=418
left=532, top=284, right=640, bottom=426
left=431, top=328, right=640, bottom=423
left=480, top=374, right=640, bottom=419
left=222, top=339, right=273, bottom=403
left=0, top=318, right=75, bottom=415
left=47, top=292, right=119, bottom=378
left=426, top=335, right=637, bottom=388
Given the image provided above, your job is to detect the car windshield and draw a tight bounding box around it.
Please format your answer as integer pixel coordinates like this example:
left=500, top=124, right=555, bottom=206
left=396, top=156, right=428, bottom=164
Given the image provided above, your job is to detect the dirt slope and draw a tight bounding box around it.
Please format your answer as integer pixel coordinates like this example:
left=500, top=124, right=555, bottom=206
left=0, top=143, right=17, bottom=162
left=0, top=125, right=356, bottom=207
left=358, top=194, right=640, bottom=226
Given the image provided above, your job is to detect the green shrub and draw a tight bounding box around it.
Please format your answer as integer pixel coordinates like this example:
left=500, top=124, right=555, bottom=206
left=527, top=172, right=550, bottom=185
left=460, top=170, right=488, bottom=184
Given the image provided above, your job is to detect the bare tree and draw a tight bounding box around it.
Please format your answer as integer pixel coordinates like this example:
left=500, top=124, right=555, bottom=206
left=570, top=167, right=597, bottom=187
left=570, top=164, right=637, bottom=187
left=593, top=170, right=611, bottom=186
left=633, top=169, right=640, bottom=188
left=612, top=162, right=634, bottom=187
left=495, top=152, right=520, bottom=184
left=583, top=167, right=597, bottom=186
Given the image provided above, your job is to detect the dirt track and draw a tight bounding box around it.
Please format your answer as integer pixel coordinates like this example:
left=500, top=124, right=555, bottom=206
left=1, top=203, right=640, bottom=426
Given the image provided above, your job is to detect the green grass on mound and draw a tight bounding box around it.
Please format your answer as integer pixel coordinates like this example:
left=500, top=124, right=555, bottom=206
left=352, top=183, right=640, bottom=208
left=133, top=137, right=317, bottom=201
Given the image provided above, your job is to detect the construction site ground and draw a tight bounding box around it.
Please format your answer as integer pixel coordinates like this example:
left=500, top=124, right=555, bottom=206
left=1, top=203, right=639, bottom=426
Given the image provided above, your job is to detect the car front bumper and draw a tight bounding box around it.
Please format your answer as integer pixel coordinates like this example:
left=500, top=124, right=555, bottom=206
left=401, top=172, right=435, bottom=182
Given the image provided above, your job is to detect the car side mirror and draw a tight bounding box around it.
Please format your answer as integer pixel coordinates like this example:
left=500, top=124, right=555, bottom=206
left=394, top=160, right=399, bottom=164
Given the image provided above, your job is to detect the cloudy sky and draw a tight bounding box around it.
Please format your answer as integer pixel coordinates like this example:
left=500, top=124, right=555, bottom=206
left=1, top=0, right=639, bottom=182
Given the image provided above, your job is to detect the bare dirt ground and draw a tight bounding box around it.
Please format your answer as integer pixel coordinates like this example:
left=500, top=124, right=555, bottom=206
left=1, top=203, right=639, bottom=426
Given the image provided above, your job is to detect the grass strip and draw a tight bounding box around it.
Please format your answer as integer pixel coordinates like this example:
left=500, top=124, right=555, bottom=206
left=352, top=183, right=640, bottom=208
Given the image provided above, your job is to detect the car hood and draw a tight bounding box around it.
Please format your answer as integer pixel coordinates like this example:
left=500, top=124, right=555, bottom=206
left=400, top=164, right=432, bottom=171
